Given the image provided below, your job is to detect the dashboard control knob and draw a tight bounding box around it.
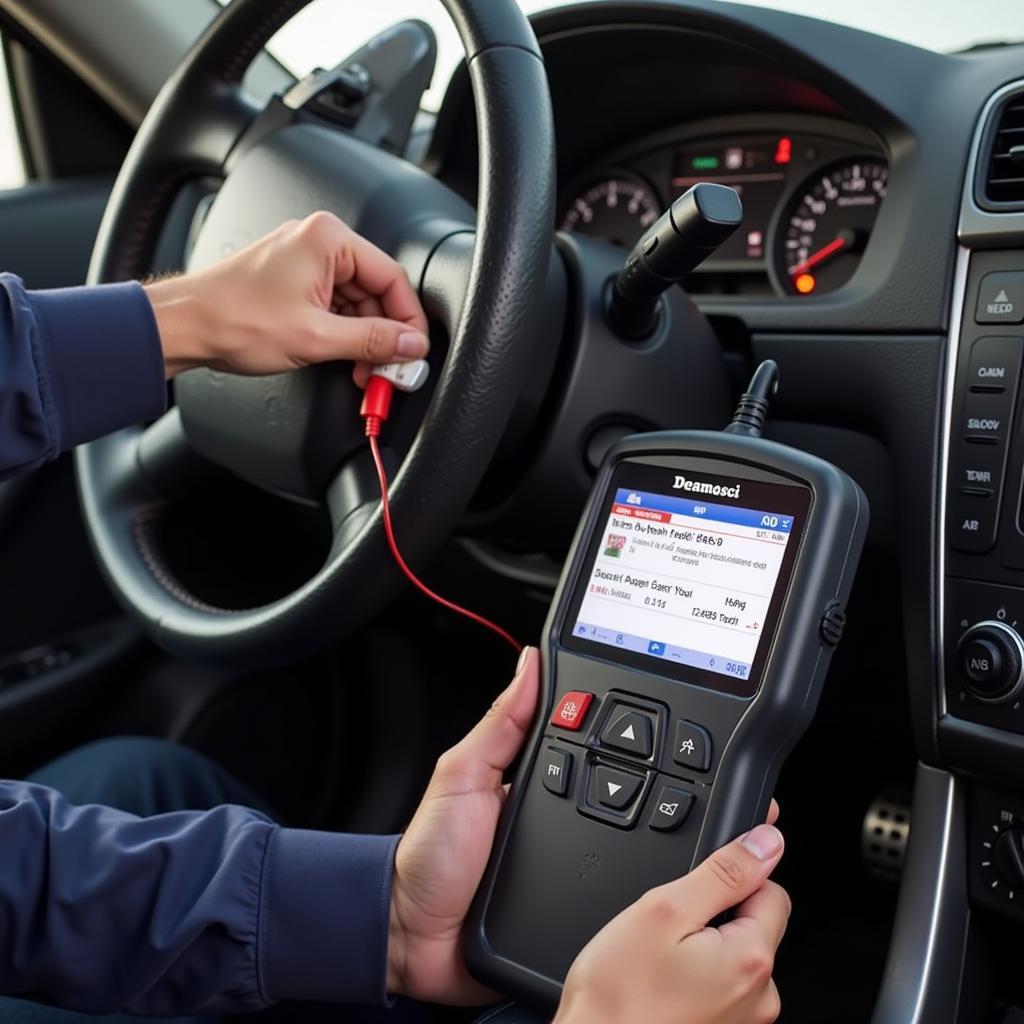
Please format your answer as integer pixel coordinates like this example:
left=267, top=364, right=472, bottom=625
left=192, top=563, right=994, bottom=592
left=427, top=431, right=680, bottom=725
left=957, top=621, right=1024, bottom=703
left=993, top=827, right=1024, bottom=887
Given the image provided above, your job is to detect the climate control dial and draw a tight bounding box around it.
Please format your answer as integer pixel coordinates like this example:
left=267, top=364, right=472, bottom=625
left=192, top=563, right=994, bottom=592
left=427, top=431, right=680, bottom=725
left=957, top=620, right=1024, bottom=703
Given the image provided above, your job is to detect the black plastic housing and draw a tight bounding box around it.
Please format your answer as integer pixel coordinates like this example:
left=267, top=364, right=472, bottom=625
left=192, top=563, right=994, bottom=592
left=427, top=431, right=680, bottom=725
left=464, top=430, right=868, bottom=1009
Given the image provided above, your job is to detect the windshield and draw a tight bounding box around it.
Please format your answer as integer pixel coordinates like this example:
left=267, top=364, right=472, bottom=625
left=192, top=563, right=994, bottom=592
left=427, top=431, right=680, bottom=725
left=245, top=0, right=1024, bottom=111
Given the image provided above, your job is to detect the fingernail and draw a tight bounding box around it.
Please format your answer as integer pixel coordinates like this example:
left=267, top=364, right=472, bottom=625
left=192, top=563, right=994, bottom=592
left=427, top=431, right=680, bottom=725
left=741, top=824, right=783, bottom=861
left=515, top=646, right=532, bottom=677
left=397, top=332, right=429, bottom=358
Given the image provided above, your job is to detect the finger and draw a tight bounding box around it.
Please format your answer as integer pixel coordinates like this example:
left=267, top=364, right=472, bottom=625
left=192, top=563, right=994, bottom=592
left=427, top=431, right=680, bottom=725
left=655, top=824, right=785, bottom=932
left=335, top=280, right=373, bottom=304
left=767, top=799, right=780, bottom=826
left=355, top=295, right=385, bottom=320
left=335, top=298, right=384, bottom=321
left=334, top=284, right=385, bottom=320
left=722, top=880, right=792, bottom=951
left=758, top=979, right=782, bottom=1023
left=307, top=311, right=429, bottom=365
left=335, top=229, right=428, bottom=334
left=432, top=647, right=540, bottom=793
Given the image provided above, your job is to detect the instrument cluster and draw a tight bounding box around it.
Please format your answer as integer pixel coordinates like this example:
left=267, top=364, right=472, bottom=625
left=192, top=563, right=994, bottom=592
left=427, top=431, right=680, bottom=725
left=559, top=129, right=888, bottom=299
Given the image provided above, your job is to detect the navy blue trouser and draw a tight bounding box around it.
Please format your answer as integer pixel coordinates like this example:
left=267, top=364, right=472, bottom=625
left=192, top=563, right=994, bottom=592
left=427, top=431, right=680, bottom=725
left=0, top=738, right=544, bottom=1024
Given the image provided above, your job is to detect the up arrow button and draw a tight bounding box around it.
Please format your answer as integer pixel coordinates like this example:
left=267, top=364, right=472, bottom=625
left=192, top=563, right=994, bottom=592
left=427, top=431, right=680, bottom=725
left=600, top=709, right=654, bottom=758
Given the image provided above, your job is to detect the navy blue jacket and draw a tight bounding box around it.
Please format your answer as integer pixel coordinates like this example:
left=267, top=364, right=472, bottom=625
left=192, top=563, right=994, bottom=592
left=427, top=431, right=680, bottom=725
left=0, top=273, right=400, bottom=1013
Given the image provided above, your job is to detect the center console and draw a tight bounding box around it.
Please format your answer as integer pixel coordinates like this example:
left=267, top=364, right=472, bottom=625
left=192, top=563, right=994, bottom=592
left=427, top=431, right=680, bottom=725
left=940, top=248, right=1024, bottom=929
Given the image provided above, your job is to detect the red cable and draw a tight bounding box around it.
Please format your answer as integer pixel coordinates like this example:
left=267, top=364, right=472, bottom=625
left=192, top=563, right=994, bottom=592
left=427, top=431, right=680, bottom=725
left=366, top=431, right=522, bottom=655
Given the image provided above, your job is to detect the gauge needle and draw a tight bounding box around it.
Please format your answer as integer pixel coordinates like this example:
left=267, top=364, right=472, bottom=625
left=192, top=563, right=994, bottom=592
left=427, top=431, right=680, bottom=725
left=789, top=235, right=848, bottom=277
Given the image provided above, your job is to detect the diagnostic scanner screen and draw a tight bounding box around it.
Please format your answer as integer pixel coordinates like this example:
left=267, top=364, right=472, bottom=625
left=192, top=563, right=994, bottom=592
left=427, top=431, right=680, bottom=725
left=566, top=464, right=810, bottom=697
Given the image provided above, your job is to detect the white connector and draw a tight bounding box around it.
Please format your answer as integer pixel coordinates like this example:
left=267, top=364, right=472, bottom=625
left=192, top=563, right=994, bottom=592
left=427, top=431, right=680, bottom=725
left=370, top=359, right=431, bottom=393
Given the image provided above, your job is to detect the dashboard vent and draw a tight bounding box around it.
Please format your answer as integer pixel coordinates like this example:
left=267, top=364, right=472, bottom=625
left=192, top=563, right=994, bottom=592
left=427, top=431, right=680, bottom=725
left=984, top=92, right=1024, bottom=206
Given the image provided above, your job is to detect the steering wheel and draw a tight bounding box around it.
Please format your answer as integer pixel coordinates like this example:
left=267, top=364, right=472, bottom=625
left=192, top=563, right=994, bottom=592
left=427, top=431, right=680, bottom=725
left=75, top=0, right=555, bottom=667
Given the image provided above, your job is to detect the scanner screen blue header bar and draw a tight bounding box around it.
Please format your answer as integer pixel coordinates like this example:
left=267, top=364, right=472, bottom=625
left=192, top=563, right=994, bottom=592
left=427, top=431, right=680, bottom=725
left=612, top=488, right=794, bottom=534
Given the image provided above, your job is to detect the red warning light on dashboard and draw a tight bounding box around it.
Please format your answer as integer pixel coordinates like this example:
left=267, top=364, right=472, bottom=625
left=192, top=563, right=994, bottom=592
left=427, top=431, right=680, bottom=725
left=774, top=137, right=792, bottom=165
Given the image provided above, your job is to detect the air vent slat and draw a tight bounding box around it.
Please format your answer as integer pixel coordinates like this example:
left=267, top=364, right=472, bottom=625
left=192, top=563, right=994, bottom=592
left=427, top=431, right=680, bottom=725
left=984, top=91, right=1024, bottom=206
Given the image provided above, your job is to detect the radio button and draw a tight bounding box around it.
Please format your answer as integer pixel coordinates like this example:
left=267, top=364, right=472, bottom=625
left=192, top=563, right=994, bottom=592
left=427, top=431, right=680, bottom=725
left=949, top=492, right=998, bottom=553
left=590, top=764, right=645, bottom=810
left=976, top=272, right=1024, bottom=324
left=600, top=709, right=655, bottom=758
left=648, top=783, right=695, bottom=832
left=550, top=691, right=594, bottom=731
left=963, top=391, right=1011, bottom=445
left=967, top=336, right=1022, bottom=392
left=540, top=747, right=573, bottom=797
left=673, top=720, right=712, bottom=773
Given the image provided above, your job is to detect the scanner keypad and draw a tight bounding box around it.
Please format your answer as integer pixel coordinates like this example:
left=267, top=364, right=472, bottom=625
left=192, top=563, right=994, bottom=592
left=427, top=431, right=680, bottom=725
left=538, top=689, right=711, bottom=833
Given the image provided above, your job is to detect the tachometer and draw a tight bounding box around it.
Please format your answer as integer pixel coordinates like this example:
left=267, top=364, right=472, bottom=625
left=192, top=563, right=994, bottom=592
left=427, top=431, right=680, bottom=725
left=560, top=173, right=660, bottom=250
left=776, top=158, right=888, bottom=296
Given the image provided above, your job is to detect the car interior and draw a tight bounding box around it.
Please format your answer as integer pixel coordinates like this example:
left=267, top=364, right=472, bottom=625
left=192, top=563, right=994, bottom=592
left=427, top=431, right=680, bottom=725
left=1, top=0, right=1024, bottom=1021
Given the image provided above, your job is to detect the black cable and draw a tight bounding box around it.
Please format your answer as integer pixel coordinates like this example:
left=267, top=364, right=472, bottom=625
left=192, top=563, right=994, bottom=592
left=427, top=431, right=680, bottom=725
left=724, top=359, right=779, bottom=438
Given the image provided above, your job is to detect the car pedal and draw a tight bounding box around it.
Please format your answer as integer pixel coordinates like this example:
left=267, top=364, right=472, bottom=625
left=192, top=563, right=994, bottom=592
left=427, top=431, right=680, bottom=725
left=862, top=789, right=912, bottom=881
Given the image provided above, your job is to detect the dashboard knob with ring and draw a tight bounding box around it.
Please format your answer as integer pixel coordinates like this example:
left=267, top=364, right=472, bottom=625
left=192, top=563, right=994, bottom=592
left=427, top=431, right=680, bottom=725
left=957, top=620, right=1024, bottom=703
left=993, top=826, right=1024, bottom=888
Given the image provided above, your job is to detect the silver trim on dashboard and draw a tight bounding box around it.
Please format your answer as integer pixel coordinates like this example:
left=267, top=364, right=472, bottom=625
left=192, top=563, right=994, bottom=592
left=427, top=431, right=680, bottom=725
left=936, top=246, right=970, bottom=721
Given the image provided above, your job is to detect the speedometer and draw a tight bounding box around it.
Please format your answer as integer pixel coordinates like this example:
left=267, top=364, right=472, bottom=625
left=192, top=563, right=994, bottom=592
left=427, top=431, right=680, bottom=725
left=775, top=158, right=888, bottom=296
left=560, top=173, right=660, bottom=250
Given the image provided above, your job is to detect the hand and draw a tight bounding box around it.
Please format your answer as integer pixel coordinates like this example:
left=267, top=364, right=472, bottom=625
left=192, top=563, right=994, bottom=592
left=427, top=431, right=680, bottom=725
left=145, top=211, right=430, bottom=379
left=554, top=815, right=789, bottom=1024
left=387, top=647, right=541, bottom=1005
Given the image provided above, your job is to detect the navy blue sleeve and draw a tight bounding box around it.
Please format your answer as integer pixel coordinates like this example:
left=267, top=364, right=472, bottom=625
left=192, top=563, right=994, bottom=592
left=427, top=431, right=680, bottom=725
left=0, top=273, right=167, bottom=479
left=0, top=781, right=400, bottom=1014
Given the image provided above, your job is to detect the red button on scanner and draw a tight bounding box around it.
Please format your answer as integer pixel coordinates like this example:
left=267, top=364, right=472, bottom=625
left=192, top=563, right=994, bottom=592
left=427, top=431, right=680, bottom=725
left=550, top=691, right=594, bottom=731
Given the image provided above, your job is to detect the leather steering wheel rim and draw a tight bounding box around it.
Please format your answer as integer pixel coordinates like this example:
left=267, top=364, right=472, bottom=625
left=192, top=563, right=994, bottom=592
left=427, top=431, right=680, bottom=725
left=75, top=0, right=555, bottom=667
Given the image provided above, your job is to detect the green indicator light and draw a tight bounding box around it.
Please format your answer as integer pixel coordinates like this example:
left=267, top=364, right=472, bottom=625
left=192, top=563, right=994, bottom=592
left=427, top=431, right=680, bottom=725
left=691, top=156, right=720, bottom=170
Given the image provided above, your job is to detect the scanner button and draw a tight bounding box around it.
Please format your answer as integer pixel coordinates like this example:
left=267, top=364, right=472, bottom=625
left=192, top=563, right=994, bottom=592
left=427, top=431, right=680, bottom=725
left=601, top=710, right=654, bottom=758
left=591, top=765, right=645, bottom=810
left=540, top=747, right=572, bottom=797
left=649, top=784, right=695, bottom=832
left=550, top=691, right=594, bottom=731
left=673, top=721, right=712, bottom=772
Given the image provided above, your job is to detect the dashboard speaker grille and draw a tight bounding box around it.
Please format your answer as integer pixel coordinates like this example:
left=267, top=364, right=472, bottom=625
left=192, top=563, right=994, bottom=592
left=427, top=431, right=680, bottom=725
left=984, top=92, right=1024, bottom=206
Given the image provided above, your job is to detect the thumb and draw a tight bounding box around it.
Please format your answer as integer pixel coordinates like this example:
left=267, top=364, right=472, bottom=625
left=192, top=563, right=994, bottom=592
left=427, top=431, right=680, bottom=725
left=434, top=647, right=540, bottom=792
left=658, top=824, right=785, bottom=933
left=307, top=310, right=429, bottom=365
